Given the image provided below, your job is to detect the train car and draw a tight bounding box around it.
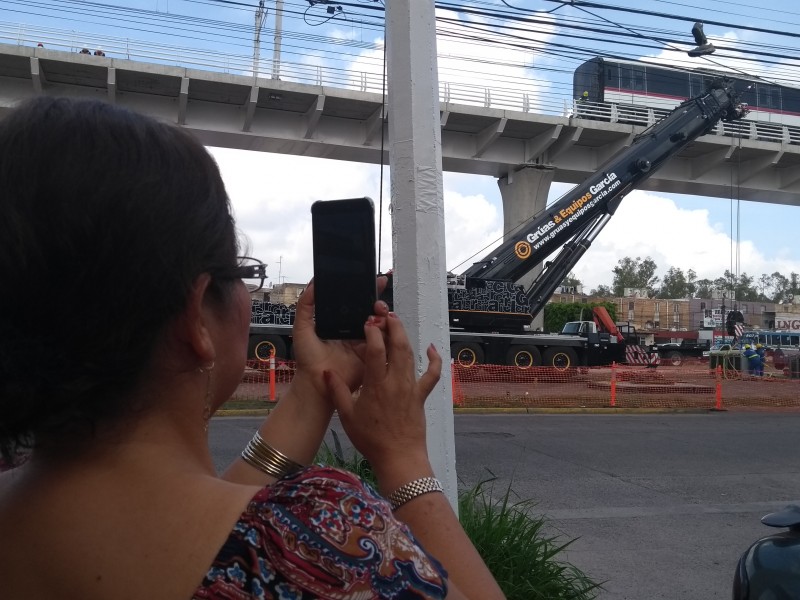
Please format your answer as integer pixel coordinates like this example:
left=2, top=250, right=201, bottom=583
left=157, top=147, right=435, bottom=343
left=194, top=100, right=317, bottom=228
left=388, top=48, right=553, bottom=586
left=573, top=56, right=800, bottom=128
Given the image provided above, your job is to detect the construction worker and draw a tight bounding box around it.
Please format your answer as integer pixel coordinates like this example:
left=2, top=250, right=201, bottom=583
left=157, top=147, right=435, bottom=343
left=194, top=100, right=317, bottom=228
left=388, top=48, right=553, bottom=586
left=755, top=343, right=766, bottom=377
left=742, top=344, right=758, bottom=376
left=576, top=91, right=589, bottom=118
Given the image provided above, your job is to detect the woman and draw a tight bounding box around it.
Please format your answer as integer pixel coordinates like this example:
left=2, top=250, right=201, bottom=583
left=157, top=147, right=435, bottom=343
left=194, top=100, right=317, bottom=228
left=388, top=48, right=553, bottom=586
left=0, top=97, right=504, bottom=599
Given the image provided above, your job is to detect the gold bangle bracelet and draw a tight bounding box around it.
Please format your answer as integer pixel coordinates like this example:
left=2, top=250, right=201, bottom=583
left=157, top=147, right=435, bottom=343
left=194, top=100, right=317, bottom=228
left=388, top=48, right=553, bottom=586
left=240, top=431, right=305, bottom=480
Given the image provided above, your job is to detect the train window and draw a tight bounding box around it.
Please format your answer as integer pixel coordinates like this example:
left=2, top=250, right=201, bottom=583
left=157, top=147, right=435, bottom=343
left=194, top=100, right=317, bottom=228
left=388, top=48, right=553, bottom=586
left=689, top=74, right=703, bottom=96
left=632, top=66, right=645, bottom=91
left=782, top=86, right=800, bottom=116
left=606, top=63, right=619, bottom=89
left=620, top=65, right=645, bottom=91
left=758, top=85, right=780, bottom=110
left=647, top=67, right=687, bottom=98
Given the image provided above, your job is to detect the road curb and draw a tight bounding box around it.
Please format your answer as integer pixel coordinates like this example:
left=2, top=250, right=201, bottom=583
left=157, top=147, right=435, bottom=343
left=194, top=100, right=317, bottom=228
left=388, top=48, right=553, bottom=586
left=452, top=407, right=710, bottom=414
left=216, top=406, right=712, bottom=417
left=216, top=408, right=274, bottom=417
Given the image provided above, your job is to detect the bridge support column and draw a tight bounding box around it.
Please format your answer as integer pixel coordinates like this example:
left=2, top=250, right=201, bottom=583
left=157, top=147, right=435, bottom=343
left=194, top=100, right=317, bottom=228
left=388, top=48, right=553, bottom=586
left=498, top=165, right=555, bottom=332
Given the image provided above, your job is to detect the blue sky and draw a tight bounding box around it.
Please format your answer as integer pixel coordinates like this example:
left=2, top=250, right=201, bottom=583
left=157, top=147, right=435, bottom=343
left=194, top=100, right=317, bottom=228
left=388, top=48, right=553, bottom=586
left=3, top=0, right=800, bottom=291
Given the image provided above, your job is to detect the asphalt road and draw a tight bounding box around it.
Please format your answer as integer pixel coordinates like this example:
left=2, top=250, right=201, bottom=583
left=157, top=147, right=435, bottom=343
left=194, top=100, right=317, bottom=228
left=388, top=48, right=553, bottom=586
left=209, top=412, right=800, bottom=599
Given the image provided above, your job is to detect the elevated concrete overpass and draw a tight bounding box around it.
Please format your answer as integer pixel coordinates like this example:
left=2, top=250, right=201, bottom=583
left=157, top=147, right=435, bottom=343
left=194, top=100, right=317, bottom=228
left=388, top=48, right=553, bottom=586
left=1, top=42, right=798, bottom=234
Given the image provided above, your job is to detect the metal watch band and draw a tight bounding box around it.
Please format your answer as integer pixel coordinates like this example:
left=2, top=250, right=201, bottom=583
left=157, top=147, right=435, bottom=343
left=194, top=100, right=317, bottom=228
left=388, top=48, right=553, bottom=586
left=388, top=476, right=444, bottom=511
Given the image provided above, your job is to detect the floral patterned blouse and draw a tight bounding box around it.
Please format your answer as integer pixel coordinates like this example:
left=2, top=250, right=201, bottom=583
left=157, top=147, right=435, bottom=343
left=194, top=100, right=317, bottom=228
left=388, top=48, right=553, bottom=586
left=192, top=465, right=448, bottom=599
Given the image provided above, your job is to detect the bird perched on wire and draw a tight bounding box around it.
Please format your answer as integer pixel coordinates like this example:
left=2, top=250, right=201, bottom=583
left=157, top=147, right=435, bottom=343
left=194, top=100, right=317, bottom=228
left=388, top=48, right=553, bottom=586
left=688, top=22, right=716, bottom=57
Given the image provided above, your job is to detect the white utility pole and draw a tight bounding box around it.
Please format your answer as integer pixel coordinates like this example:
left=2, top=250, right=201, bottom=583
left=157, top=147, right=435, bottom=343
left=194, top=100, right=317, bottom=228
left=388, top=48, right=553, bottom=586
left=385, top=1, right=457, bottom=508
left=272, top=0, right=284, bottom=80
left=252, top=0, right=267, bottom=76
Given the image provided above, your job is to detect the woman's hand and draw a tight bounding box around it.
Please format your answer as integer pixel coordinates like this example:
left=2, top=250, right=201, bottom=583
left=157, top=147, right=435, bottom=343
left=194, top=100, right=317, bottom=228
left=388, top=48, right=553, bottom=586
left=224, top=278, right=390, bottom=484
left=289, top=277, right=389, bottom=401
left=323, top=312, right=442, bottom=493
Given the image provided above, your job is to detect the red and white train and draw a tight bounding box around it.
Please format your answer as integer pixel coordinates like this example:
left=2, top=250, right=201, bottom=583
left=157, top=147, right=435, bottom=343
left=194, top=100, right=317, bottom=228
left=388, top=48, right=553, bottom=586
left=573, top=57, right=800, bottom=132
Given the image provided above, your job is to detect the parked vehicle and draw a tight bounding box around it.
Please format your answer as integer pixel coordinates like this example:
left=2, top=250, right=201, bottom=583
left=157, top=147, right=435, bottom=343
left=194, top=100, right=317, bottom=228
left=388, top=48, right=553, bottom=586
left=732, top=505, right=800, bottom=599
left=657, top=339, right=712, bottom=366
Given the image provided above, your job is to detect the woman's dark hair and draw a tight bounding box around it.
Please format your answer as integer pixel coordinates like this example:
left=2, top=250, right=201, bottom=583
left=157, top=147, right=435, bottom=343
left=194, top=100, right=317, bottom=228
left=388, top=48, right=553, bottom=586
left=0, top=97, right=239, bottom=462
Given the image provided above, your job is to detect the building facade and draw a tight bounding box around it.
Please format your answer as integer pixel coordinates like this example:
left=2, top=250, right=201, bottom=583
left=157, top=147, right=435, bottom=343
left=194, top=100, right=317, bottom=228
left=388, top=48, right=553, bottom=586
left=549, top=290, right=800, bottom=340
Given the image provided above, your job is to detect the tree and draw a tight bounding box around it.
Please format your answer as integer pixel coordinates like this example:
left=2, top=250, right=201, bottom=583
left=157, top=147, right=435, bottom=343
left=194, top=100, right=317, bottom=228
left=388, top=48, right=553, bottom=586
left=733, top=272, right=758, bottom=301
left=658, top=266, right=693, bottom=299
left=687, top=269, right=697, bottom=297
left=543, top=301, right=616, bottom=334
left=790, top=272, right=800, bottom=302
left=591, top=284, right=613, bottom=297
left=772, top=272, right=790, bottom=304
left=768, top=271, right=800, bottom=304
left=561, top=272, right=582, bottom=290
left=757, top=273, right=775, bottom=301
left=612, top=256, right=659, bottom=297
left=694, top=278, right=714, bottom=299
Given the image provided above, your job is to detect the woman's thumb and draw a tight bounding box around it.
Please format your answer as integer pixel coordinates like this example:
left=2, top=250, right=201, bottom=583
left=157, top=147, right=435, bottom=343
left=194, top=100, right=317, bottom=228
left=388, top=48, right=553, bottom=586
left=324, top=370, right=354, bottom=419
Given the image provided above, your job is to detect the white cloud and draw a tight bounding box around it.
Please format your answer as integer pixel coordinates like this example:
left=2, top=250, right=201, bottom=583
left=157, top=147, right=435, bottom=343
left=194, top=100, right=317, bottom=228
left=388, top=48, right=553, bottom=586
left=209, top=148, right=502, bottom=286
left=210, top=148, right=381, bottom=284
left=442, top=187, right=503, bottom=273
left=332, top=10, right=557, bottom=112
left=569, top=190, right=800, bottom=291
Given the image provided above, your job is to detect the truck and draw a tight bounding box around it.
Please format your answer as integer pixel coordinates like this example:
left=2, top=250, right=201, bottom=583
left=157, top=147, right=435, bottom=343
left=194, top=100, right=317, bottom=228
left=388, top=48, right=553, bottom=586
left=656, top=339, right=712, bottom=366
left=249, top=80, right=748, bottom=368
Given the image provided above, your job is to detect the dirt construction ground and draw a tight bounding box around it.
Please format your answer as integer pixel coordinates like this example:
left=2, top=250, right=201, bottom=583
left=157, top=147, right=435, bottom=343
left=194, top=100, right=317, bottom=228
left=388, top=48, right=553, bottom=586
left=231, top=359, right=800, bottom=411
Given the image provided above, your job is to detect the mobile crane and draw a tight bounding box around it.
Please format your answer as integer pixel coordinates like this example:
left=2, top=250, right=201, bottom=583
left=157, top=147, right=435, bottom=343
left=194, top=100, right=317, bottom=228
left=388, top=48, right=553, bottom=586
left=249, top=80, right=748, bottom=368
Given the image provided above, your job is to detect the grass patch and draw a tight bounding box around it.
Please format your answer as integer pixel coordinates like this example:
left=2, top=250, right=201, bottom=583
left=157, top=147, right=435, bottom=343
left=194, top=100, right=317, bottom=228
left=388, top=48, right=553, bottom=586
left=316, top=430, right=377, bottom=486
left=220, top=398, right=274, bottom=411
left=314, top=432, right=602, bottom=599
left=459, top=480, right=602, bottom=600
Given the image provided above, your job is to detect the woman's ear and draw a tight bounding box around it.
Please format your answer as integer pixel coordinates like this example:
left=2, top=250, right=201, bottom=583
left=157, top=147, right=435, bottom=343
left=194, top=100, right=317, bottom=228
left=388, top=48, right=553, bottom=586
left=178, top=273, right=217, bottom=365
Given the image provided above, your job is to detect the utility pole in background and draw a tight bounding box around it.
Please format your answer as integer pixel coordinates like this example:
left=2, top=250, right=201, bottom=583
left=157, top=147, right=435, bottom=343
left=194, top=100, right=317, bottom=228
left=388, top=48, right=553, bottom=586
left=272, top=0, right=284, bottom=80
left=252, top=0, right=267, bottom=76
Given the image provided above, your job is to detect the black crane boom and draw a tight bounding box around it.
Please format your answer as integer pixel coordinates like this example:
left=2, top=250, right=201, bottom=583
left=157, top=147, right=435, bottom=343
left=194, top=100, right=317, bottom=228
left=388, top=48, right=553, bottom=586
left=462, top=81, right=747, bottom=289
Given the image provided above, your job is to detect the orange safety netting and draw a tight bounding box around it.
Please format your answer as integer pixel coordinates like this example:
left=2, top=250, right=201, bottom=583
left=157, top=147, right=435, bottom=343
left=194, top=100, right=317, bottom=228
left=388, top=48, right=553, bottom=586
left=228, top=357, right=800, bottom=410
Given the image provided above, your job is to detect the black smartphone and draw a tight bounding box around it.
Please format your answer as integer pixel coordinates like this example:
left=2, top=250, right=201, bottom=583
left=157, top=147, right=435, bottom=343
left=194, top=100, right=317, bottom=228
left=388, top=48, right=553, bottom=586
left=311, top=197, right=378, bottom=339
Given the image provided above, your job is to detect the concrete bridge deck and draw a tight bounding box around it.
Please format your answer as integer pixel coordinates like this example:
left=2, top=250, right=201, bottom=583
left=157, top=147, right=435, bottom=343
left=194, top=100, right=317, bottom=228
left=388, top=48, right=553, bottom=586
left=0, top=42, right=798, bottom=205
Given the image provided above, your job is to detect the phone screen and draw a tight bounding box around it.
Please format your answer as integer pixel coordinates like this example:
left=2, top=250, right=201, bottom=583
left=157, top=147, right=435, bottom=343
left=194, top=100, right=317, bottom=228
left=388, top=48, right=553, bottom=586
left=311, top=198, right=377, bottom=339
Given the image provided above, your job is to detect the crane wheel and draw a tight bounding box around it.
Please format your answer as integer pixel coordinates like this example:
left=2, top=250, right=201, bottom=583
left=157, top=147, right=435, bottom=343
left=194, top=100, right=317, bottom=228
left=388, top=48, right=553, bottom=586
left=506, top=346, right=542, bottom=369
left=668, top=351, right=683, bottom=366
left=250, top=335, right=287, bottom=362
left=543, top=347, right=578, bottom=371
left=451, top=342, right=484, bottom=368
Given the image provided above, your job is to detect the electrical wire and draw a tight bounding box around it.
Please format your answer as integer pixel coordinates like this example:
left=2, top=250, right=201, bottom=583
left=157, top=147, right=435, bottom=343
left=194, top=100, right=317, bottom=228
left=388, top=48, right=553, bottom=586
left=539, top=0, right=800, bottom=40
left=5, top=0, right=800, bottom=110
left=500, top=0, right=793, bottom=87
left=8, top=0, right=800, bottom=87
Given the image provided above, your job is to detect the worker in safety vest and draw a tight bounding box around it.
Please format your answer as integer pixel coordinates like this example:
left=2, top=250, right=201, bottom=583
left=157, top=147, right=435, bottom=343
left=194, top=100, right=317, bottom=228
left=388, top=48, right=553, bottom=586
left=742, top=344, right=759, bottom=375
left=576, top=91, right=589, bottom=118
left=755, top=343, right=766, bottom=376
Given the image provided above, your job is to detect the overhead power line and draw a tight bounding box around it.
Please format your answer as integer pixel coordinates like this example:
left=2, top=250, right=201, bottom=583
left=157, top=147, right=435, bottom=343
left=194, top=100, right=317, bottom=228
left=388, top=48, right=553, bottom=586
left=539, top=0, right=800, bottom=40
